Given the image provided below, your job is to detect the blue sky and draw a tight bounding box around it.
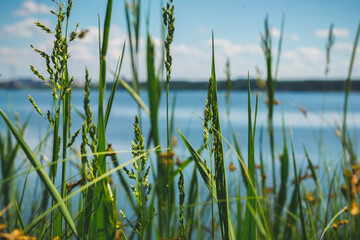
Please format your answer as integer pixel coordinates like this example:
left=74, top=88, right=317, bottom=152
left=0, top=0, right=360, bottom=82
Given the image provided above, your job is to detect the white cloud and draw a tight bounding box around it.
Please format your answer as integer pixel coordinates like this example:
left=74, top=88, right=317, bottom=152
left=283, top=46, right=322, bottom=65
left=271, top=27, right=282, bottom=38
left=105, top=25, right=127, bottom=59
left=279, top=43, right=360, bottom=78
left=211, top=38, right=262, bottom=56
left=280, top=46, right=325, bottom=77
left=334, top=42, right=352, bottom=51
left=340, top=59, right=349, bottom=68
left=315, top=28, right=349, bottom=38
left=298, top=47, right=322, bottom=63
left=284, top=47, right=322, bottom=61
left=0, top=18, right=50, bottom=38
left=264, top=28, right=298, bottom=41
left=196, top=26, right=209, bottom=35
left=334, top=42, right=360, bottom=54
left=66, top=25, right=127, bottom=62
left=1, top=18, right=36, bottom=37
left=66, top=24, right=133, bottom=79
left=0, top=47, right=33, bottom=66
left=172, top=44, right=207, bottom=60
left=333, top=29, right=350, bottom=38
left=0, top=47, right=18, bottom=65
left=69, top=45, right=95, bottom=61
left=13, top=1, right=52, bottom=17
left=290, top=34, right=299, bottom=41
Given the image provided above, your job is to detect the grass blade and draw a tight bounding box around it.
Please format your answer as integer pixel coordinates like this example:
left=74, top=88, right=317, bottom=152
left=173, top=146, right=203, bottom=179
left=146, top=32, right=166, bottom=236
left=110, top=153, right=138, bottom=214
left=178, top=169, right=185, bottom=239
left=342, top=20, right=360, bottom=166
left=290, top=126, right=307, bottom=240
left=244, top=75, right=257, bottom=240
left=146, top=34, right=160, bottom=151
left=178, top=129, right=217, bottom=202
left=232, top=132, right=248, bottom=189
left=95, top=0, right=116, bottom=238
left=101, top=0, right=113, bottom=56
left=209, top=32, right=235, bottom=240
left=320, top=165, right=339, bottom=239
left=274, top=14, right=285, bottom=82
left=186, top=166, right=198, bottom=240
left=274, top=111, right=290, bottom=238
left=283, top=182, right=299, bottom=239
left=124, top=0, right=140, bottom=94
left=116, top=76, right=150, bottom=115
left=0, top=109, right=78, bottom=238
left=105, top=40, right=126, bottom=129
left=14, top=201, right=25, bottom=231
left=261, top=16, right=277, bottom=193
left=302, top=143, right=326, bottom=209
left=25, top=149, right=155, bottom=234
left=319, top=207, right=348, bottom=240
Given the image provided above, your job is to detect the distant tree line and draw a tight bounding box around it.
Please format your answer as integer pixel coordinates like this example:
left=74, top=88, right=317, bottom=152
left=1, top=78, right=360, bottom=92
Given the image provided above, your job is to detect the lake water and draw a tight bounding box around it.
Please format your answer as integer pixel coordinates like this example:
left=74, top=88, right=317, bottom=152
left=1, top=89, right=359, bottom=158
left=0, top=88, right=359, bottom=221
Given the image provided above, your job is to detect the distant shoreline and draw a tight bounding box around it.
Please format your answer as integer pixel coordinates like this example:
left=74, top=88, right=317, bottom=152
left=1, top=78, right=360, bottom=92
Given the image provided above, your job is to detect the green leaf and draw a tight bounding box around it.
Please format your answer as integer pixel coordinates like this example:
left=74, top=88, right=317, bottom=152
left=244, top=75, right=257, bottom=240
left=0, top=109, right=78, bottom=238
left=115, top=75, right=150, bottom=115
left=290, top=127, right=307, bottom=240
left=146, top=34, right=160, bottom=151
left=173, top=145, right=203, bottom=179
left=274, top=112, right=290, bottom=238
left=186, top=167, right=198, bottom=240
left=283, top=181, right=299, bottom=240
left=25, top=149, right=155, bottom=235
left=178, top=129, right=217, bottom=202
left=232, top=132, right=248, bottom=188
left=105, top=41, right=126, bottom=129
left=95, top=0, right=115, bottom=238
left=302, top=143, right=326, bottom=209
left=207, top=31, right=235, bottom=240
left=342, top=20, right=360, bottom=166
left=101, top=0, right=113, bottom=56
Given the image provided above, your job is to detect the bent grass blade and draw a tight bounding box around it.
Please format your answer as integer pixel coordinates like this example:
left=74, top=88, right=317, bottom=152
left=0, top=109, right=78, bottom=238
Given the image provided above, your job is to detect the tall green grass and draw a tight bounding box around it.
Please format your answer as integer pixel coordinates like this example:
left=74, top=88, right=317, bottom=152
left=1, top=0, right=360, bottom=239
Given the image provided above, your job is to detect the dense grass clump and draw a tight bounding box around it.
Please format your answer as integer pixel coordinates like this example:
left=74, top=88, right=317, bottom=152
left=1, top=0, right=360, bottom=239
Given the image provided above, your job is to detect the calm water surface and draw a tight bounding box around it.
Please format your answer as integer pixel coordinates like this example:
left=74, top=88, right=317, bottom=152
left=0, top=89, right=359, bottom=221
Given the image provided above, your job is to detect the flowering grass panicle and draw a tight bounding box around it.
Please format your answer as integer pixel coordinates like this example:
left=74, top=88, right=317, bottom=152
left=123, top=115, right=153, bottom=239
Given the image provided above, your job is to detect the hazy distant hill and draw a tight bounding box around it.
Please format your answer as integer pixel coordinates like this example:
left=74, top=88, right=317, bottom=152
left=1, top=78, right=360, bottom=91
left=163, top=79, right=360, bottom=91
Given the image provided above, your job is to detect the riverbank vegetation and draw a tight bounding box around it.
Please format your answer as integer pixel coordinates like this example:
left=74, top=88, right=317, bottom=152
left=1, top=0, right=360, bottom=239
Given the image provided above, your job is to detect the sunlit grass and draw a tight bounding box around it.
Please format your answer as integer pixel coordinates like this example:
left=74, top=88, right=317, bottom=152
left=1, top=0, right=360, bottom=239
